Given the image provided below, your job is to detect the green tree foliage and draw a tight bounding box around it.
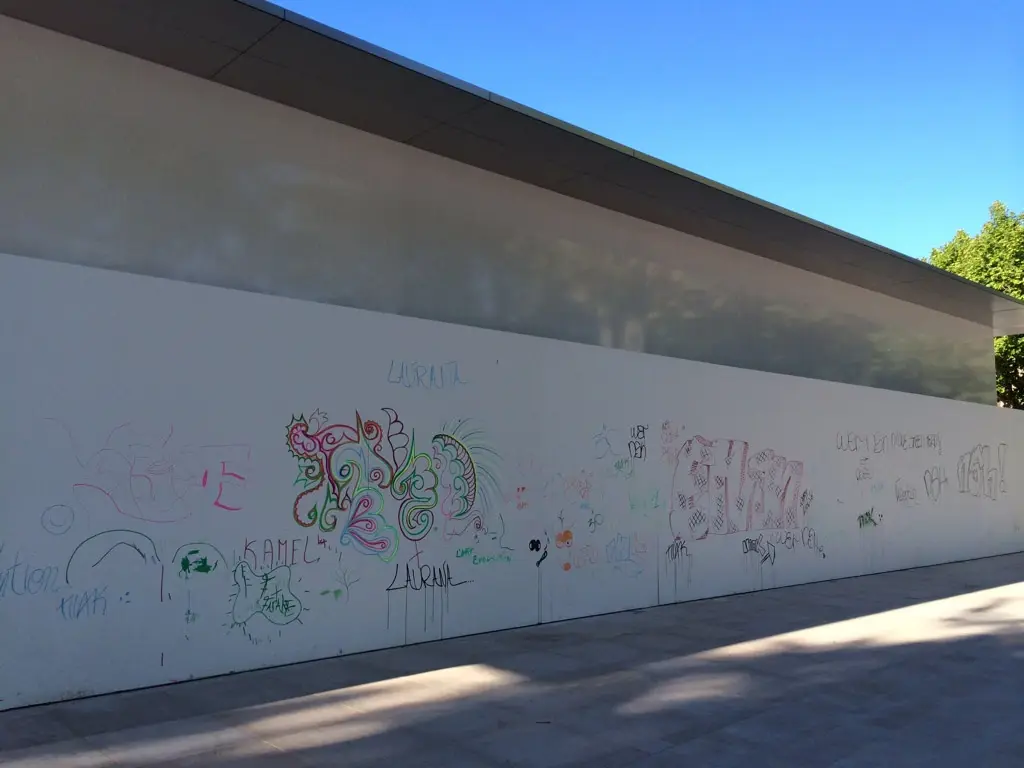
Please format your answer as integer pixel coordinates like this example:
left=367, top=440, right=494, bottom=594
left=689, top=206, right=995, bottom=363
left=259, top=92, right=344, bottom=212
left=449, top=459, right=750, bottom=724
left=929, top=202, right=1024, bottom=407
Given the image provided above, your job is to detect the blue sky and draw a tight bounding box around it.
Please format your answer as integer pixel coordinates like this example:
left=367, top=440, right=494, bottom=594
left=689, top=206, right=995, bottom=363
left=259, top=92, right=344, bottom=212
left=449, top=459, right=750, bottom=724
left=278, top=0, right=1021, bottom=259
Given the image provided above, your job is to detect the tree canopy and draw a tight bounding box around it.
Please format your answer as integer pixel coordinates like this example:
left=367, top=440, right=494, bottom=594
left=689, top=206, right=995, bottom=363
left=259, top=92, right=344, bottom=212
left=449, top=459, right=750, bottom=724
left=928, top=202, right=1024, bottom=407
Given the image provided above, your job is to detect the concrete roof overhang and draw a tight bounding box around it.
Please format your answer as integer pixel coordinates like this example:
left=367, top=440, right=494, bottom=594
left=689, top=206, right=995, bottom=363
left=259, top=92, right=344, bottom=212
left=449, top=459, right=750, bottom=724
left=4, top=0, right=1022, bottom=335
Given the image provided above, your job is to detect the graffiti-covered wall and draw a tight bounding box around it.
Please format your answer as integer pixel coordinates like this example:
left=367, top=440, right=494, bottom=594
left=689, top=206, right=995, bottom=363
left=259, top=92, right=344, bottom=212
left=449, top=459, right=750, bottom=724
left=0, top=16, right=998, bottom=403
left=1, top=252, right=1021, bottom=710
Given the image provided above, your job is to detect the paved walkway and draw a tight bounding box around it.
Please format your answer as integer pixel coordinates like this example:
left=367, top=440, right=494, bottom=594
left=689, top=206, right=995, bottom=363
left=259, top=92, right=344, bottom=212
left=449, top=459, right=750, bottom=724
left=3, top=554, right=1024, bottom=767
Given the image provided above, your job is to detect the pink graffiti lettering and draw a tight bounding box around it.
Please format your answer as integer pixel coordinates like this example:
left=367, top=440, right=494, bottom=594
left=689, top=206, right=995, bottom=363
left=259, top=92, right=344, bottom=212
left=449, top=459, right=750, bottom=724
left=670, top=435, right=813, bottom=540
left=53, top=420, right=250, bottom=523
left=205, top=459, right=247, bottom=511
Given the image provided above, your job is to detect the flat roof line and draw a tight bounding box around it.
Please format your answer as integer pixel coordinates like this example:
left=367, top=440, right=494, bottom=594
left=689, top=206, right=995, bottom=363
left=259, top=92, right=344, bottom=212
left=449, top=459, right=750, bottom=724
left=6, top=0, right=1024, bottom=334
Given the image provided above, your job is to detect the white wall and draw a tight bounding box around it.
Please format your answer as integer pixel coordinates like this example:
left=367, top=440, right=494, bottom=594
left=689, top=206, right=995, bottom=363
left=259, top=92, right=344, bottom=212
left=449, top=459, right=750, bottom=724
left=0, top=16, right=997, bottom=404
left=1, top=252, right=1020, bottom=710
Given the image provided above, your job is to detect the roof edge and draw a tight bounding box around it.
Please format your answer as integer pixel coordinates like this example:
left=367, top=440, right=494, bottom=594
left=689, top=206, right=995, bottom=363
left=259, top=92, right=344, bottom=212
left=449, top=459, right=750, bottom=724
left=270, top=1, right=1024, bottom=324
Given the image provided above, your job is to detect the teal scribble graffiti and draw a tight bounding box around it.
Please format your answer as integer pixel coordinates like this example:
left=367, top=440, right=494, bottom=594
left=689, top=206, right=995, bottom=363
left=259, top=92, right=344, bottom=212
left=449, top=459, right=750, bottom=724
left=629, top=488, right=662, bottom=514
left=605, top=532, right=647, bottom=578
left=0, top=542, right=61, bottom=599
left=58, top=587, right=108, bottom=620
left=612, top=456, right=635, bottom=479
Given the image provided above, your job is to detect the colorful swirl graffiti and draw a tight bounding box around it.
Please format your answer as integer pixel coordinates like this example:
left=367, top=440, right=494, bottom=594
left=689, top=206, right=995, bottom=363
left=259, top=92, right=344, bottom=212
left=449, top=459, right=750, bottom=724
left=433, top=433, right=476, bottom=518
left=288, top=409, right=399, bottom=560
left=287, top=409, right=502, bottom=556
left=287, top=408, right=447, bottom=559
left=431, top=419, right=502, bottom=539
left=391, top=448, right=438, bottom=541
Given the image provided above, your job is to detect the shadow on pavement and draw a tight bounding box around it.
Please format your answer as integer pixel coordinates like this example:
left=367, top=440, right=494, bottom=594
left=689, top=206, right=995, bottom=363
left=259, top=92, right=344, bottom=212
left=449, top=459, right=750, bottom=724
left=1, top=552, right=1023, bottom=766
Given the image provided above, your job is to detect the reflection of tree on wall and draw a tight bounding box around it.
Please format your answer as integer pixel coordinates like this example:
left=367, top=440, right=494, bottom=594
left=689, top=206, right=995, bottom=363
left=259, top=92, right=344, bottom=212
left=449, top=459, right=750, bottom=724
left=513, top=231, right=991, bottom=403
left=6, top=105, right=991, bottom=405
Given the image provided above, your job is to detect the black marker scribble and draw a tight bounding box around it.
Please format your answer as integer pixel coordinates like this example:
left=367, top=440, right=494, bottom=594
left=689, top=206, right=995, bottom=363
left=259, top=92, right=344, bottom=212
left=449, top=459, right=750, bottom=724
left=386, top=560, right=470, bottom=593
left=741, top=533, right=776, bottom=565
left=65, top=529, right=161, bottom=585
left=857, top=508, right=880, bottom=528
left=91, top=541, right=149, bottom=569
left=530, top=533, right=550, bottom=567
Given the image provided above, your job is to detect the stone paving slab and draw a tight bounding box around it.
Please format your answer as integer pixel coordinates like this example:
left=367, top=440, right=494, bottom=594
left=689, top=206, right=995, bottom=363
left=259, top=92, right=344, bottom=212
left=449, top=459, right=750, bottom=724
left=3, top=553, right=1024, bottom=767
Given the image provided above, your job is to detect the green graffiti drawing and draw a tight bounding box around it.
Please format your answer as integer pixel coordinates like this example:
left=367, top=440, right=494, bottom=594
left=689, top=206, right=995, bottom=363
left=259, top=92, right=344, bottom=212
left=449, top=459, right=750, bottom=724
left=172, top=543, right=227, bottom=580
left=230, top=562, right=303, bottom=628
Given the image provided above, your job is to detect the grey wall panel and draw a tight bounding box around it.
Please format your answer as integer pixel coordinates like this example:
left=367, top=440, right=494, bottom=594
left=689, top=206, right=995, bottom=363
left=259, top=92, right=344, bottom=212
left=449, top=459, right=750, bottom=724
left=0, top=17, right=997, bottom=404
